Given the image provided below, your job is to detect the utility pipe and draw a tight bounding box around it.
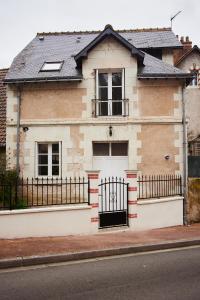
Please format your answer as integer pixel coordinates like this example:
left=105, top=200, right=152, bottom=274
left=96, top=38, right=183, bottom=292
left=182, top=83, right=188, bottom=225
left=16, top=86, right=21, bottom=175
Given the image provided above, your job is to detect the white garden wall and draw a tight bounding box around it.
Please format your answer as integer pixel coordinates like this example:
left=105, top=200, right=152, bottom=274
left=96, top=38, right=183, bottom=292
left=134, top=196, right=183, bottom=230
left=0, top=204, right=95, bottom=238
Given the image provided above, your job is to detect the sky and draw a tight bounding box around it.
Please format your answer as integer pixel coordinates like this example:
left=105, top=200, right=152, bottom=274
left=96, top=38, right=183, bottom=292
left=0, top=0, right=199, bottom=68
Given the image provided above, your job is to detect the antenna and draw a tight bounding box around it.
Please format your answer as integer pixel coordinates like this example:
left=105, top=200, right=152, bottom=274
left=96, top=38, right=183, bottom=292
left=170, top=11, right=182, bottom=28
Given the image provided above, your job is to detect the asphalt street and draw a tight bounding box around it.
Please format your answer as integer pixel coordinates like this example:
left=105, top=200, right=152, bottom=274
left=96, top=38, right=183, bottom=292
left=0, top=246, right=200, bottom=300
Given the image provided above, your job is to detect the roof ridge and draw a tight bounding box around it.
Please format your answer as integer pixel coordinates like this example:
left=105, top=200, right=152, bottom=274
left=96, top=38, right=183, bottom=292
left=37, top=27, right=172, bottom=36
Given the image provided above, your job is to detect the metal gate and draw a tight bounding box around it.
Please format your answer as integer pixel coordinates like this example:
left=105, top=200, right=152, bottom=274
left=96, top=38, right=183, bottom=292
left=98, top=177, right=129, bottom=228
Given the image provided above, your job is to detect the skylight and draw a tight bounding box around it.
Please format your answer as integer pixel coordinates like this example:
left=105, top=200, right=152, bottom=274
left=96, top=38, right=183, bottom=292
left=40, top=61, right=63, bottom=72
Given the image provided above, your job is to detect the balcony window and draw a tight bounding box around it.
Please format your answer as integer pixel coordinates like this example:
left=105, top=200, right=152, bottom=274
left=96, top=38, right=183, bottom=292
left=94, top=70, right=128, bottom=117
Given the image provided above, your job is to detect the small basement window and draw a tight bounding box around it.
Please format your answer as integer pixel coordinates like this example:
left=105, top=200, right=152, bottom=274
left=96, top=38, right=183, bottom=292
left=40, top=61, right=63, bottom=72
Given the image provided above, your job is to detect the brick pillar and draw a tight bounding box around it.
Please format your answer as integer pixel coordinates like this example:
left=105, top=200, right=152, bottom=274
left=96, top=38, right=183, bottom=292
left=86, top=170, right=100, bottom=233
left=125, top=170, right=138, bottom=229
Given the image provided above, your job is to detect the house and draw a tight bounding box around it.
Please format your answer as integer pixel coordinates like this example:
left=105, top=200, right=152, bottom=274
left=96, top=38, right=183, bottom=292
left=0, top=68, right=7, bottom=162
left=175, top=39, right=200, bottom=179
left=1, top=25, right=193, bottom=236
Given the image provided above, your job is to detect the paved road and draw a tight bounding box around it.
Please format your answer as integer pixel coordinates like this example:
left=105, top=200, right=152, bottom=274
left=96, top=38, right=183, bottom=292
left=0, top=247, right=200, bottom=300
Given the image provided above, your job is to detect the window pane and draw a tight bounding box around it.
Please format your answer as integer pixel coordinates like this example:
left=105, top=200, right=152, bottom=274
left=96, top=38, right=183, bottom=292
left=99, top=87, right=108, bottom=100
left=112, top=87, right=122, bottom=100
left=41, top=62, right=62, bottom=71
left=112, top=101, right=122, bottom=115
left=52, top=154, right=59, bottom=164
left=99, top=73, right=108, bottom=86
left=52, top=166, right=59, bottom=176
left=52, top=143, right=59, bottom=153
left=38, top=155, right=48, bottom=164
left=93, top=143, right=109, bottom=156
left=38, top=166, right=48, bottom=176
left=112, top=73, right=122, bottom=86
left=111, top=143, right=128, bottom=156
left=38, top=144, right=48, bottom=154
left=99, top=101, right=108, bottom=116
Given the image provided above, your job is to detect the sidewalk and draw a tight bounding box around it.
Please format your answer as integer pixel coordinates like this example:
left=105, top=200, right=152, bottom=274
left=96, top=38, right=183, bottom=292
left=0, top=223, right=200, bottom=268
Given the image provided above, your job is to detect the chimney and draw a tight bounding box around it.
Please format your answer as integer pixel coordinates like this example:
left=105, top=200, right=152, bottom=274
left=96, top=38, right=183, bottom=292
left=180, top=36, right=192, bottom=52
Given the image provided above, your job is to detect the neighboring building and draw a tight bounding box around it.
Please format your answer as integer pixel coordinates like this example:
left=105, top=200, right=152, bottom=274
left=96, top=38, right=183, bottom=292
left=175, top=40, right=200, bottom=142
left=4, top=25, right=191, bottom=179
left=0, top=68, right=7, bottom=160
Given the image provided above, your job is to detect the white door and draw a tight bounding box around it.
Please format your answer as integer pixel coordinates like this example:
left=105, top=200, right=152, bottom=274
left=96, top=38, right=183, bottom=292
left=92, top=142, right=128, bottom=178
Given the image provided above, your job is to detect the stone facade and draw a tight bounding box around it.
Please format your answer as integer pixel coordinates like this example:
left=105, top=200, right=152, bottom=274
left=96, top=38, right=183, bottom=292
left=6, top=37, right=184, bottom=178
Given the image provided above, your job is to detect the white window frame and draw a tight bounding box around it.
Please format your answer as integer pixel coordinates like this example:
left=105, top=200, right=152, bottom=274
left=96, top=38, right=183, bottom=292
left=36, top=142, right=61, bottom=178
left=40, top=61, right=63, bottom=72
left=95, top=69, right=125, bottom=116
left=189, top=70, right=198, bottom=87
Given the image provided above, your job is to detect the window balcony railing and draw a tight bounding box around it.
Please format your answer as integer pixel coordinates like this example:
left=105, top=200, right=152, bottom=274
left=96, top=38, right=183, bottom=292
left=92, top=99, right=129, bottom=117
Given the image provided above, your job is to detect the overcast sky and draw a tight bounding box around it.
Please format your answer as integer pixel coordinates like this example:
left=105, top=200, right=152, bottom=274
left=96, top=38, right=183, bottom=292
left=0, top=0, right=199, bottom=68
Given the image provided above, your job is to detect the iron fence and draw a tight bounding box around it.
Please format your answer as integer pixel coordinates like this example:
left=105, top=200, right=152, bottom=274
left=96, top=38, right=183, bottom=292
left=92, top=99, right=129, bottom=117
left=138, top=174, right=182, bottom=200
left=0, top=177, right=90, bottom=210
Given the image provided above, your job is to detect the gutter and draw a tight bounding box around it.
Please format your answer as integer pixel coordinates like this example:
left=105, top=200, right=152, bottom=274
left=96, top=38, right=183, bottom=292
left=16, top=87, right=21, bottom=175
left=182, top=84, right=188, bottom=225
left=4, top=77, right=83, bottom=84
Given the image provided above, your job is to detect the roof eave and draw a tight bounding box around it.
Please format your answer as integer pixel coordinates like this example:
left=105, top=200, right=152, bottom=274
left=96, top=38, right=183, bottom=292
left=75, top=25, right=145, bottom=67
left=4, top=76, right=83, bottom=84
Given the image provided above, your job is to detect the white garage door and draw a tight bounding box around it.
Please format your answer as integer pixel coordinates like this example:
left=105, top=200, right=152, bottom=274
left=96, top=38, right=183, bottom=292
left=93, top=142, right=128, bottom=178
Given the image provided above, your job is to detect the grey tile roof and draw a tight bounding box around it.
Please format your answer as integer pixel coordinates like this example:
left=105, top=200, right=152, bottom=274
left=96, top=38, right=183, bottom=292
left=138, top=53, right=191, bottom=77
left=5, top=28, right=183, bottom=82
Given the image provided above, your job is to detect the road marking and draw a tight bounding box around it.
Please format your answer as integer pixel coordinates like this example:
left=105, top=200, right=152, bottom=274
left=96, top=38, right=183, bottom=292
left=0, top=244, right=200, bottom=274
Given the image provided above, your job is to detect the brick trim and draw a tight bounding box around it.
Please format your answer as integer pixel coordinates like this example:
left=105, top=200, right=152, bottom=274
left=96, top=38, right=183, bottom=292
left=91, top=203, right=99, bottom=208
left=88, top=174, right=99, bottom=179
left=128, top=200, right=137, bottom=205
left=89, top=188, right=99, bottom=194
left=91, top=217, right=99, bottom=223
left=128, top=213, right=138, bottom=218
left=126, top=174, right=137, bottom=178
left=128, top=187, right=137, bottom=192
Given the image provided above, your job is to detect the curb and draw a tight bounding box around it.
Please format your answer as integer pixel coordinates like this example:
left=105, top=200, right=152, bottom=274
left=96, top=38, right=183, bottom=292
left=0, top=238, right=200, bottom=269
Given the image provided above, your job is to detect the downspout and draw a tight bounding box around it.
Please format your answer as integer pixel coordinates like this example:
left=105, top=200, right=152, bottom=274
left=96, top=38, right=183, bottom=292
left=182, top=83, right=188, bottom=225
left=16, top=86, right=21, bottom=175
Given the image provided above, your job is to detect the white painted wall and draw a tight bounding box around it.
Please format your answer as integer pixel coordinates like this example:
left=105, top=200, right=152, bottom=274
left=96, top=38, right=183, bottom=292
left=0, top=205, right=96, bottom=238
left=134, top=196, right=183, bottom=230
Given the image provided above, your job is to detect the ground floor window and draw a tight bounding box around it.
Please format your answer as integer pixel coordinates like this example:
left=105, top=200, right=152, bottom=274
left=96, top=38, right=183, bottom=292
left=37, top=142, right=60, bottom=177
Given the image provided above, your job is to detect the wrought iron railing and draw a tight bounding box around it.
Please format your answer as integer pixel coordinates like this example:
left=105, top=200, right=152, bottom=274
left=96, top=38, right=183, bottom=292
left=0, top=177, right=90, bottom=210
left=92, top=99, right=129, bottom=117
left=137, top=174, right=182, bottom=200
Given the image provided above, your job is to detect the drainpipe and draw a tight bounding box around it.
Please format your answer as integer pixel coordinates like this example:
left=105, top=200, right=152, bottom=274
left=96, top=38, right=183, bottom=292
left=16, top=86, right=21, bottom=176
left=182, top=83, right=188, bottom=225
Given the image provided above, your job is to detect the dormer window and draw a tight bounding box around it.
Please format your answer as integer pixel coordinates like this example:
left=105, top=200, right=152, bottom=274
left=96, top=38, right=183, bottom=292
left=40, top=61, right=63, bottom=72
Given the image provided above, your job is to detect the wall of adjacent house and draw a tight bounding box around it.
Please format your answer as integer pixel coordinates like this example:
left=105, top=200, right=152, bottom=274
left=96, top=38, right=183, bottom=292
left=6, top=37, right=183, bottom=177
left=177, top=51, right=200, bottom=140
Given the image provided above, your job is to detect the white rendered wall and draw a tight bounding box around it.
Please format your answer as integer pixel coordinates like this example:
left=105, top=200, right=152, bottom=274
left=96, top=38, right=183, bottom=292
left=0, top=205, right=95, bottom=238
left=134, top=196, right=183, bottom=230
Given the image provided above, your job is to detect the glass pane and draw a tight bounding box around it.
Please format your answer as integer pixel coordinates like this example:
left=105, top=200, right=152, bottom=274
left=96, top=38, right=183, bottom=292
left=111, top=143, right=128, bottom=156
left=38, top=144, right=48, bottom=154
left=99, top=87, right=108, bottom=100
left=112, top=73, right=122, bottom=86
left=52, top=154, right=59, bottom=164
left=99, top=73, right=108, bottom=86
left=52, top=166, right=59, bottom=176
left=38, top=166, right=48, bottom=176
left=38, top=155, right=48, bottom=164
left=99, top=101, right=108, bottom=116
left=93, top=143, right=109, bottom=156
left=41, top=62, right=62, bottom=71
left=112, top=101, right=122, bottom=115
left=112, top=87, right=122, bottom=100
left=52, top=143, right=59, bottom=153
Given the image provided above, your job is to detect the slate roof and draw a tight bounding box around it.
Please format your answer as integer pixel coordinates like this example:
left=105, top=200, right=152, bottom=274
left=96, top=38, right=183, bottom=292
left=138, top=53, right=192, bottom=78
left=0, top=69, right=8, bottom=147
left=5, top=26, right=188, bottom=83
